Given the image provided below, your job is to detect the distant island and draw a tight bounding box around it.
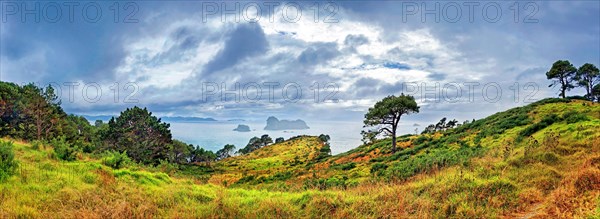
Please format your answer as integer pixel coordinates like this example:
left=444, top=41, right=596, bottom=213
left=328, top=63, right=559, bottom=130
left=227, top=119, right=246, bottom=122
left=161, top=116, right=217, bottom=123
left=264, top=116, right=309, bottom=130
left=233, top=124, right=251, bottom=132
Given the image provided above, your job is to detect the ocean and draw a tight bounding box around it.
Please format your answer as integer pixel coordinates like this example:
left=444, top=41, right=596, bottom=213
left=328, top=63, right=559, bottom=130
left=169, top=120, right=366, bottom=155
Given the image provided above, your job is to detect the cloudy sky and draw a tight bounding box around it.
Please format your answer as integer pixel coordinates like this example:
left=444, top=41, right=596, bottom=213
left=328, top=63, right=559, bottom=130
left=1, top=1, right=599, bottom=127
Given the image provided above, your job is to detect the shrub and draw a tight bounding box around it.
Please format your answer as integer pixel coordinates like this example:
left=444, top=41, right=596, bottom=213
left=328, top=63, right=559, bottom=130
left=387, top=145, right=483, bottom=180
left=236, top=175, right=256, bottom=184
left=562, top=111, right=589, bottom=124
left=157, top=159, right=179, bottom=175
left=102, top=150, right=132, bottom=169
left=534, top=152, right=560, bottom=165
left=315, top=143, right=331, bottom=161
left=574, top=169, right=600, bottom=193
left=370, top=163, right=388, bottom=176
left=340, top=162, right=356, bottom=171
left=0, top=141, right=18, bottom=181
left=51, top=137, right=78, bottom=161
left=31, top=140, right=42, bottom=150
left=412, top=135, right=430, bottom=145
left=519, top=114, right=560, bottom=138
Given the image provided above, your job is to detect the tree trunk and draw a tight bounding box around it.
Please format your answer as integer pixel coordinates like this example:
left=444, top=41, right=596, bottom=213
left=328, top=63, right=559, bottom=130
left=586, top=83, right=592, bottom=99
left=391, top=126, right=397, bottom=153
left=560, top=77, right=567, bottom=98
left=36, top=116, right=42, bottom=140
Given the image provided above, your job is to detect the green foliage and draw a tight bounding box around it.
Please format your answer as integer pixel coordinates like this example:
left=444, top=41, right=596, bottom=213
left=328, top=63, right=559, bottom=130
left=519, top=114, right=560, bottom=138
left=546, top=60, right=577, bottom=98
left=275, top=137, right=285, bottom=143
left=422, top=118, right=460, bottom=134
left=370, top=163, right=388, bottom=176
left=575, top=63, right=600, bottom=100
left=237, top=134, right=273, bottom=155
left=101, top=107, right=173, bottom=164
left=386, top=145, right=483, bottom=180
left=102, top=150, right=132, bottom=169
left=31, top=140, right=42, bottom=150
left=0, top=82, right=66, bottom=141
left=157, top=159, right=179, bottom=175
left=0, top=141, right=18, bottom=181
left=112, top=169, right=172, bottom=185
left=167, top=140, right=194, bottom=164
left=360, top=129, right=378, bottom=145
left=318, top=134, right=330, bottom=143
left=191, top=147, right=217, bottom=164
left=534, top=152, right=560, bottom=165
left=332, top=162, right=356, bottom=171
left=216, top=144, right=236, bottom=160
left=593, top=84, right=600, bottom=102
left=315, top=143, right=331, bottom=161
left=51, top=137, right=79, bottom=161
left=562, top=111, right=589, bottom=124
left=364, top=94, right=419, bottom=152
left=459, top=98, right=570, bottom=142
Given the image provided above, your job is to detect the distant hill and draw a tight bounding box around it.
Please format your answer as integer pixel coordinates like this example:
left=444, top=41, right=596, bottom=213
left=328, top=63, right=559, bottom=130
left=81, top=115, right=218, bottom=123
left=264, top=116, right=309, bottom=130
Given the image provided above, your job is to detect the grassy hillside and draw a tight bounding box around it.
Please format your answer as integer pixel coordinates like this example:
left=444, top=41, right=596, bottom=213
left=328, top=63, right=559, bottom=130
left=1, top=98, right=599, bottom=218
left=208, top=136, right=326, bottom=188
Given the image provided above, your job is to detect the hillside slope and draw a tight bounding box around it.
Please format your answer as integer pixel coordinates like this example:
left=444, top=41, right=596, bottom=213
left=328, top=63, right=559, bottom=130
left=220, top=98, right=600, bottom=217
left=208, top=136, right=327, bottom=187
left=1, top=98, right=599, bottom=218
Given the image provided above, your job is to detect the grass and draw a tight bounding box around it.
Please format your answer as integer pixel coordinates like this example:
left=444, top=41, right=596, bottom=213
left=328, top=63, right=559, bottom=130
left=1, top=98, right=599, bottom=218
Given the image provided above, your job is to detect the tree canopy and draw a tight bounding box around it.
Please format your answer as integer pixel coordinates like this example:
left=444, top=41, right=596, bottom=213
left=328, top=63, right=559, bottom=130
left=576, top=63, right=600, bottom=100
left=546, top=60, right=577, bottom=98
left=237, top=134, right=273, bottom=155
left=101, top=107, right=173, bottom=164
left=364, top=94, right=419, bottom=152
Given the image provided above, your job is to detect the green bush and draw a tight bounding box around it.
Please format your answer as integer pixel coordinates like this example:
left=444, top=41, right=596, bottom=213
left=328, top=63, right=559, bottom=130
left=562, top=111, right=589, bottom=124
left=534, top=152, right=560, bottom=165
left=236, top=175, right=256, bottom=184
left=387, top=145, right=483, bottom=180
left=102, top=150, right=131, bottom=169
left=51, top=137, right=79, bottom=161
left=370, top=163, right=388, bottom=176
left=0, top=141, right=18, bottom=181
left=31, top=140, right=42, bottom=150
left=519, top=114, right=560, bottom=138
left=157, top=159, right=179, bottom=175
left=340, top=162, right=356, bottom=171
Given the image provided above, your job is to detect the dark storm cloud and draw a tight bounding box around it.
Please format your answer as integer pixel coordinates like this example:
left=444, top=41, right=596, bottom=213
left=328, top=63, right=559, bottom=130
left=148, top=26, right=205, bottom=66
left=1, top=1, right=598, bottom=122
left=347, top=78, right=404, bottom=99
left=202, top=23, right=269, bottom=75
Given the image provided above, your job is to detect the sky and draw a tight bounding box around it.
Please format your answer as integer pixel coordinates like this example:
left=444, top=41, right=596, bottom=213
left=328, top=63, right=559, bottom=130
left=1, top=1, right=599, bottom=128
